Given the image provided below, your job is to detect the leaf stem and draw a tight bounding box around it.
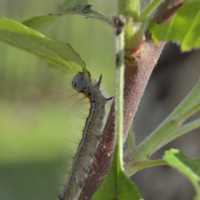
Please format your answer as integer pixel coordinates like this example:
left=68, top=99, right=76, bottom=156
left=125, top=159, right=167, bottom=176
left=179, top=103, right=200, bottom=122
left=161, top=118, right=200, bottom=147
left=168, top=78, right=200, bottom=119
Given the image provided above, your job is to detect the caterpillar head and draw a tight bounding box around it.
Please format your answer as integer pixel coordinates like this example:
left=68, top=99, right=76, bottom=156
left=72, top=72, right=90, bottom=93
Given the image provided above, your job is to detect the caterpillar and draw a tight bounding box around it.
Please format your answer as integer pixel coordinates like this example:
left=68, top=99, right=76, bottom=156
left=58, top=71, right=113, bottom=200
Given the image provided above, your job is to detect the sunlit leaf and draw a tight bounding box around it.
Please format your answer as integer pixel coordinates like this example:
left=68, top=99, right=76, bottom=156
left=149, top=0, right=200, bottom=51
left=0, top=18, right=85, bottom=72
left=164, top=149, right=200, bottom=199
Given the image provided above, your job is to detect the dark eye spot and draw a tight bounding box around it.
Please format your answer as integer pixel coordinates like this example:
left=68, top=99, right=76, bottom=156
left=88, top=92, right=91, bottom=96
left=74, top=82, right=77, bottom=87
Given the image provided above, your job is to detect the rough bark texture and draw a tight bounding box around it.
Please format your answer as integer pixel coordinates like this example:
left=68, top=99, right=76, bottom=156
left=79, top=0, right=185, bottom=199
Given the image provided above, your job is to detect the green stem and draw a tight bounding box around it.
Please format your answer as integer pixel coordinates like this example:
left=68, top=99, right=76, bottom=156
left=192, top=181, right=200, bottom=199
left=138, top=0, right=164, bottom=36
left=178, top=103, right=200, bottom=122
left=125, top=156, right=200, bottom=177
left=124, top=122, right=135, bottom=159
left=140, top=0, right=164, bottom=22
left=118, top=0, right=140, bottom=18
left=114, top=16, right=125, bottom=169
left=125, top=159, right=167, bottom=176
left=161, top=118, right=200, bottom=147
left=132, top=79, right=200, bottom=162
left=126, top=122, right=135, bottom=152
left=118, top=0, right=142, bottom=51
left=132, top=118, right=180, bottom=162
left=168, top=78, right=200, bottom=119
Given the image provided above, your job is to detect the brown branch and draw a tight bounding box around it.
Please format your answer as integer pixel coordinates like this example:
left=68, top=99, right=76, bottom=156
left=153, top=0, right=185, bottom=24
left=79, top=0, right=185, bottom=199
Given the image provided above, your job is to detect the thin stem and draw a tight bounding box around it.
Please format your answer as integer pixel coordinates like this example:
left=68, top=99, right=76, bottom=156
left=179, top=103, right=200, bottom=122
left=127, top=123, right=135, bottom=152
left=140, top=0, right=164, bottom=22
left=161, top=118, right=200, bottom=147
left=133, top=78, right=200, bottom=162
left=132, top=118, right=180, bottom=162
left=168, top=78, right=200, bottom=119
left=125, top=159, right=167, bottom=176
left=125, top=156, right=200, bottom=177
left=114, top=15, right=125, bottom=169
left=193, top=181, right=200, bottom=199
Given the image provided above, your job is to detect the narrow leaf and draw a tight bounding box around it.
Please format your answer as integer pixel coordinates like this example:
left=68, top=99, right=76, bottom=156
left=23, top=0, right=111, bottom=32
left=23, top=9, right=111, bottom=32
left=164, top=149, right=200, bottom=199
left=149, top=0, right=200, bottom=51
left=0, top=18, right=85, bottom=72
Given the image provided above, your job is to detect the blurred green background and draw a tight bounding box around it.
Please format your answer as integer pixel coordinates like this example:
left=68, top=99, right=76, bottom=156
left=0, top=0, right=116, bottom=199
left=2, top=1, right=200, bottom=200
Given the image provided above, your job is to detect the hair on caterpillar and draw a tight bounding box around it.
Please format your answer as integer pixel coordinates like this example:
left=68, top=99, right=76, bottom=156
left=34, top=73, right=89, bottom=200
left=11, top=72, right=102, bottom=200
left=56, top=71, right=113, bottom=200
left=37, top=71, right=112, bottom=200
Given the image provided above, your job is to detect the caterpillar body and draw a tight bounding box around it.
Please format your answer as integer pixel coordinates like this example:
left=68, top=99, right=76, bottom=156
left=58, top=71, right=112, bottom=200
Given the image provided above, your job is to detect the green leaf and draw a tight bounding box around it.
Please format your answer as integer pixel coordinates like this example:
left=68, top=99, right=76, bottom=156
left=194, top=158, right=200, bottom=164
left=22, top=9, right=111, bottom=32
left=164, top=149, right=200, bottom=199
left=0, top=18, right=85, bottom=72
left=22, top=0, right=111, bottom=32
left=22, top=14, right=60, bottom=32
left=118, top=171, right=142, bottom=200
left=22, top=0, right=89, bottom=31
left=92, top=152, right=142, bottom=200
left=149, top=0, right=200, bottom=51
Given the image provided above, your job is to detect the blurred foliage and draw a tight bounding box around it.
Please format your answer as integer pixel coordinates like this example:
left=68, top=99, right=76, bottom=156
left=0, top=0, right=115, bottom=199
